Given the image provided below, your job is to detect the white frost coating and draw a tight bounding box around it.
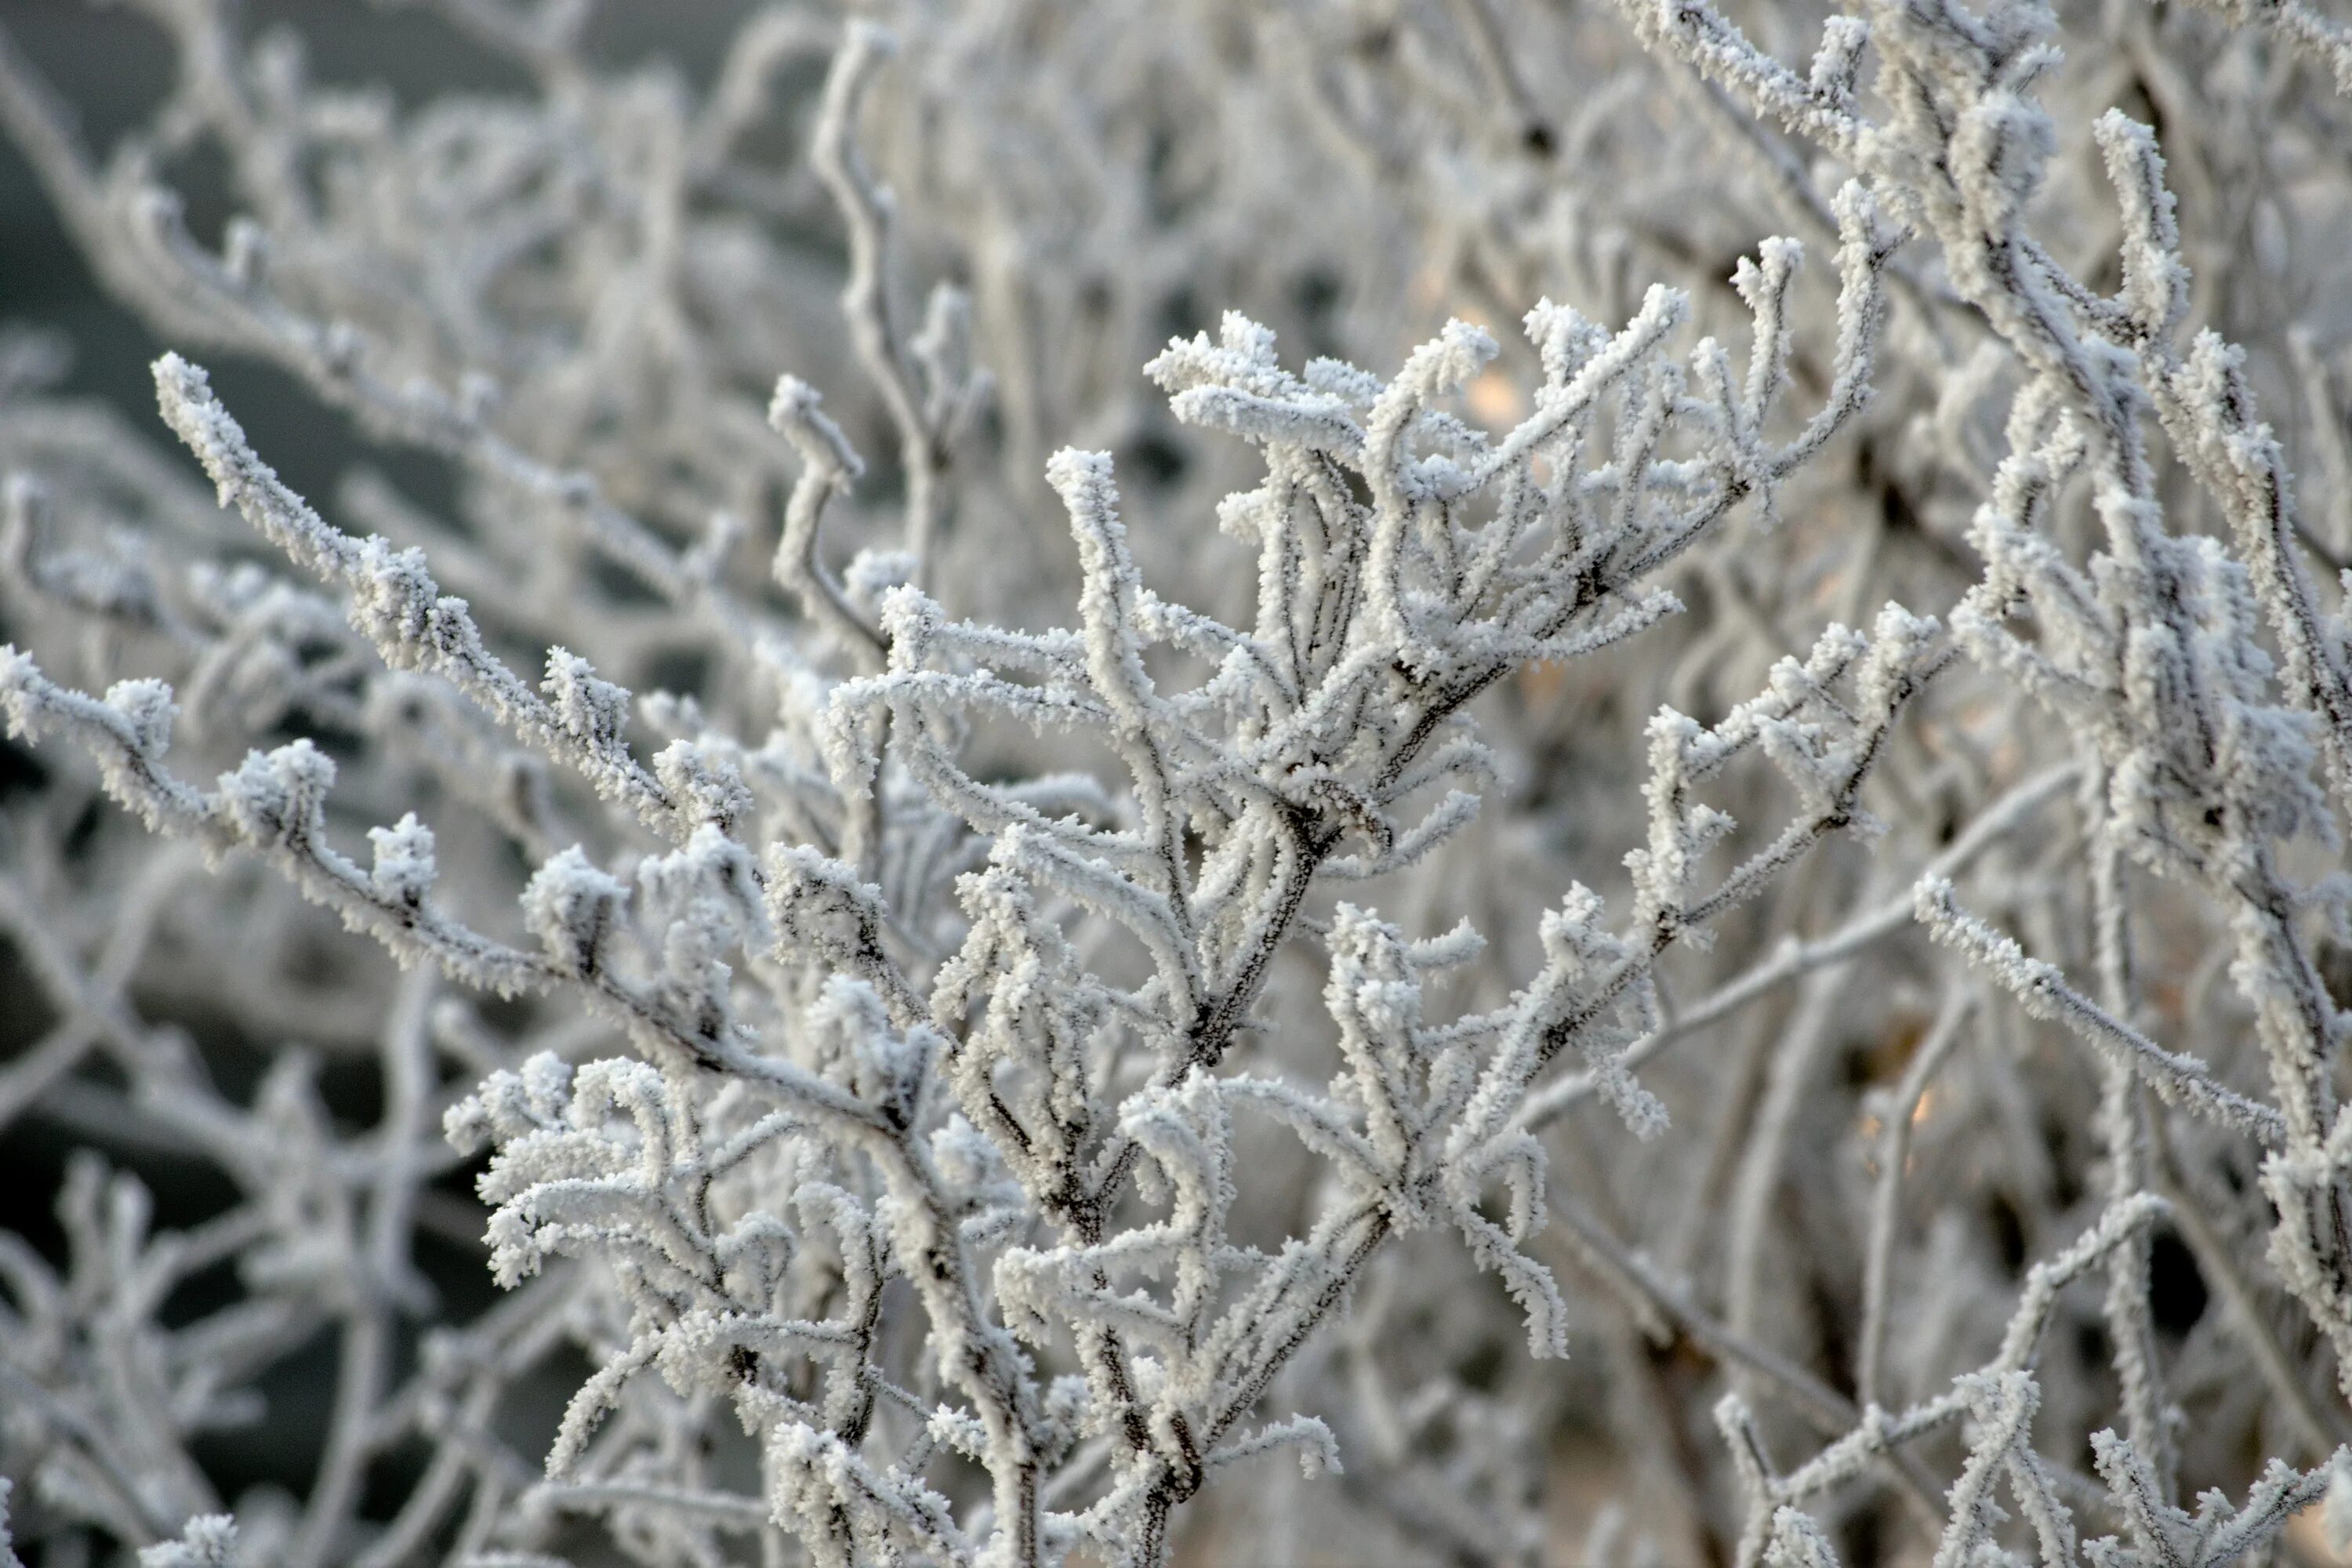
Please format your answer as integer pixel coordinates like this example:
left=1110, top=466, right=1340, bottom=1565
left=2, top=0, right=2350, bottom=1564
left=137, top=1515, right=238, bottom=1567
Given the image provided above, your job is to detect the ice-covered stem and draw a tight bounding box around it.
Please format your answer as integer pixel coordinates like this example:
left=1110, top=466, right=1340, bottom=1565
left=1614, top=0, right=1871, bottom=164
left=2147, top=1113, right=2347, bottom=1461
left=764, top=844, right=926, bottom=1028
left=1620, top=0, right=2352, bottom=1406
left=1626, top=0, right=2345, bottom=977
left=808, top=249, right=1916, bottom=1559
left=0, top=0, right=801, bottom=653
left=768, top=375, right=887, bottom=665
left=1049, top=448, right=1201, bottom=997
left=481, top=987, right=1048, bottom=1566
left=0, top=652, right=899, bottom=1144
left=1720, top=1194, right=2169, bottom=1557
left=2084, top=771, right=2174, bottom=1496
left=1930, top=1373, right=2075, bottom=1568
left=2154, top=0, right=2352, bottom=95
left=2089, top=1429, right=2343, bottom=1566
left=0, top=658, right=489, bottom=992
left=1611, top=0, right=2187, bottom=557
left=1521, top=760, right=2077, bottom=1131
left=1853, top=987, right=1972, bottom=1410
left=2094, top=111, right=2352, bottom=787
left=1915, top=877, right=2284, bottom=1142
left=280, top=967, right=437, bottom=1568
left=149, top=354, right=688, bottom=835
left=848, top=209, right=1896, bottom=1053
left=867, top=278, right=1913, bottom=1561
left=1523, top=607, right=1946, bottom=1082
left=811, top=21, right=984, bottom=586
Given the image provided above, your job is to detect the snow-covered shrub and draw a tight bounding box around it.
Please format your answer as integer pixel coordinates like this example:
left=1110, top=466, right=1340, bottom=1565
left=1, top=2, right=2350, bottom=1564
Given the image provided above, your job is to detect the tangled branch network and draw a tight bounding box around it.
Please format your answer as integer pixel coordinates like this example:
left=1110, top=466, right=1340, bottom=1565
left=2, top=0, right=2352, bottom=1563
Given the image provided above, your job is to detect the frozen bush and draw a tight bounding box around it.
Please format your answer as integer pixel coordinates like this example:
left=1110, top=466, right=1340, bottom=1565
left=0, top=2, right=2350, bottom=1564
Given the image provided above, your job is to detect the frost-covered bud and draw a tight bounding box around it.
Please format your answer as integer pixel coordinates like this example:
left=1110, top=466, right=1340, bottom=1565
left=0, top=646, right=38, bottom=735
left=347, top=539, right=440, bottom=652
left=1854, top=604, right=1940, bottom=717
left=220, top=739, right=334, bottom=849
left=766, top=373, right=822, bottom=434
left=768, top=374, right=866, bottom=481
left=767, top=845, right=889, bottom=968
left=1807, top=16, right=1869, bottom=108
left=138, top=1515, right=238, bottom=1567
left=806, top=974, right=927, bottom=1124
left=1763, top=1507, right=1842, bottom=1568
left=1523, top=298, right=1606, bottom=387
left=1949, top=92, right=2057, bottom=233
left=639, top=823, right=769, bottom=1005
left=844, top=547, right=916, bottom=612
left=522, top=846, right=628, bottom=977
left=543, top=648, right=631, bottom=750
left=655, top=741, right=753, bottom=833
left=105, top=678, right=178, bottom=759
left=367, top=813, right=437, bottom=910
left=445, top=1052, right=575, bottom=1156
